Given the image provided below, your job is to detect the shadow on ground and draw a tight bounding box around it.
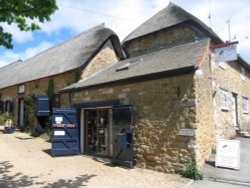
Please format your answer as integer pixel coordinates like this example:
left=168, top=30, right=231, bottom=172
left=0, top=161, right=96, bottom=188
left=205, top=160, right=215, bottom=167
left=15, top=136, right=34, bottom=140
left=42, top=149, right=52, bottom=157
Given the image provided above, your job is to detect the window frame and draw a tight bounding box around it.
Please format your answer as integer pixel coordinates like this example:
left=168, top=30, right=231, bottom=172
left=220, top=89, right=229, bottom=111
left=242, top=96, right=249, bottom=114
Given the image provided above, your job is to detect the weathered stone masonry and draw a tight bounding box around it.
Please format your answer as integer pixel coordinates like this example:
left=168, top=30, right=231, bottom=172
left=210, top=52, right=250, bottom=139
left=61, top=73, right=200, bottom=173
left=0, top=70, right=79, bottom=123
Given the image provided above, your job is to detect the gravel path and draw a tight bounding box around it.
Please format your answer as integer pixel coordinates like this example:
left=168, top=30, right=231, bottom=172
left=0, top=127, right=191, bottom=188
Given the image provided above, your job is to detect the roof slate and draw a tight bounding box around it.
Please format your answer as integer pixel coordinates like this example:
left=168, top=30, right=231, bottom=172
left=0, top=24, right=124, bottom=90
left=63, top=39, right=209, bottom=91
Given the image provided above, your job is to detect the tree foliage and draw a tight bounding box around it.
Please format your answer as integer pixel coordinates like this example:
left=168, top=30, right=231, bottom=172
left=0, top=0, right=58, bottom=49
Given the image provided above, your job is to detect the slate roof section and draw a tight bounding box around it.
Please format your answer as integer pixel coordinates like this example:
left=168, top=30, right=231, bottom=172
left=0, top=24, right=125, bottom=90
left=123, top=2, right=221, bottom=45
left=63, top=39, right=209, bottom=91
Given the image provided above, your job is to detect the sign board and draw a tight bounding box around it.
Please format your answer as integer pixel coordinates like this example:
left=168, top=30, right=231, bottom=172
left=179, top=129, right=195, bottom=136
left=54, top=130, right=65, bottom=136
left=216, top=139, right=240, bottom=170
left=18, top=85, right=25, bottom=94
left=215, top=45, right=237, bottom=63
left=55, top=116, right=63, bottom=124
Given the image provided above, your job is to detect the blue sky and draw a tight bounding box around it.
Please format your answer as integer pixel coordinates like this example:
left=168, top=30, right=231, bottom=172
left=0, top=0, right=249, bottom=67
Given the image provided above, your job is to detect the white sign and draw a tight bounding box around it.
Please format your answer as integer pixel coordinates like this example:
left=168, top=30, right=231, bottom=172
left=19, top=85, right=25, bottom=93
left=179, top=129, right=195, bottom=136
left=215, top=45, right=237, bottom=63
left=216, top=139, right=240, bottom=170
left=55, top=117, right=63, bottom=124
left=54, top=130, right=65, bottom=136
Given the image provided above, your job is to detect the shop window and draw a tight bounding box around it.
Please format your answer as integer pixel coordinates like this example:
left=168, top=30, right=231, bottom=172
left=242, top=97, right=249, bottom=114
left=220, top=89, right=229, bottom=110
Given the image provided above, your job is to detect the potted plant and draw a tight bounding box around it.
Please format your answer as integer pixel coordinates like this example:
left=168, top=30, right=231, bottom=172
left=0, top=113, right=16, bottom=134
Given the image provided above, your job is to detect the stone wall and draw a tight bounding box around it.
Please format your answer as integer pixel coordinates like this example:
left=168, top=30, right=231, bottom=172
left=194, top=44, right=216, bottom=167
left=210, top=52, right=250, bottom=139
left=81, top=40, right=119, bottom=78
left=0, top=70, right=80, bottom=123
left=61, top=73, right=198, bottom=173
left=123, top=24, right=203, bottom=58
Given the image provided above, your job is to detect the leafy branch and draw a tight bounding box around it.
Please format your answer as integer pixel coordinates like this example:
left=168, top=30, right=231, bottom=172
left=0, top=0, right=58, bottom=49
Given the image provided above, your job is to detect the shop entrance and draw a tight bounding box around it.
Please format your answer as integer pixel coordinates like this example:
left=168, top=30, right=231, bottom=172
left=84, top=108, right=111, bottom=156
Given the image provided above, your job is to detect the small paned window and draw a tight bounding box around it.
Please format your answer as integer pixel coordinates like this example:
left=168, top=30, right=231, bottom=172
left=242, top=97, right=249, bottom=113
left=220, top=89, right=229, bottom=110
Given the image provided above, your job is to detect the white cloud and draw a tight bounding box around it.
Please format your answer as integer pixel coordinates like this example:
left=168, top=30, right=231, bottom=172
left=0, top=41, right=53, bottom=68
left=37, top=0, right=171, bottom=40
left=0, top=60, right=9, bottom=68
left=24, top=41, right=54, bottom=59
left=1, top=23, right=33, bottom=43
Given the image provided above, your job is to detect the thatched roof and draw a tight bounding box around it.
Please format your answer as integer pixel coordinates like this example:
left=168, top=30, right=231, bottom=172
left=0, top=24, right=125, bottom=90
left=62, top=38, right=209, bottom=91
left=123, top=2, right=222, bottom=45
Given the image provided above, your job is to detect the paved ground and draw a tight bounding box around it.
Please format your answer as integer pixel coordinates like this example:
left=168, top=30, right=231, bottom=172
left=0, top=127, right=191, bottom=188
left=189, top=137, right=250, bottom=188
left=190, top=180, right=249, bottom=188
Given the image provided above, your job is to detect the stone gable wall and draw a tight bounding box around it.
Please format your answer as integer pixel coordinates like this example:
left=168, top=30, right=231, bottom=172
left=123, top=24, right=200, bottom=58
left=81, top=40, right=119, bottom=79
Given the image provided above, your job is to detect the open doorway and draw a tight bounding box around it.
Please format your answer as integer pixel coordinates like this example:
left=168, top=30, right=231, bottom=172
left=84, top=108, right=112, bottom=156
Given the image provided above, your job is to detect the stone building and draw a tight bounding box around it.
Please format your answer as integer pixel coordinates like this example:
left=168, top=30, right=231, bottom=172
left=60, top=3, right=250, bottom=172
left=0, top=3, right=249, bottom=173
left=0, top=24, right=125, bottom=129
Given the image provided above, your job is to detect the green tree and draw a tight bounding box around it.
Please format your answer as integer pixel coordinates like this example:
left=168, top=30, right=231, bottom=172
left=0, top=0, right=58, bottom=49
left=47, top=79, right=54, bottom=97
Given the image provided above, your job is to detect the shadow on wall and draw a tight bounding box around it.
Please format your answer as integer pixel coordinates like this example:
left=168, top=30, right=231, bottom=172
left=0, top=161, right=96, bottom=188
